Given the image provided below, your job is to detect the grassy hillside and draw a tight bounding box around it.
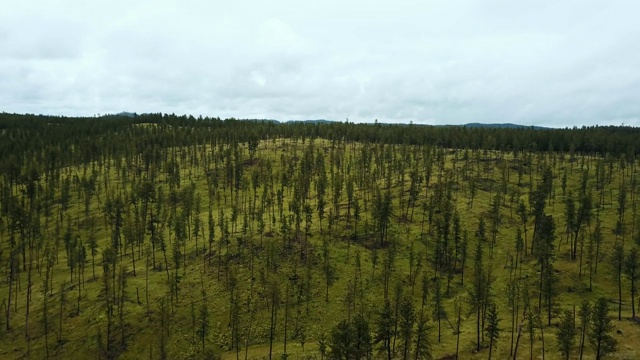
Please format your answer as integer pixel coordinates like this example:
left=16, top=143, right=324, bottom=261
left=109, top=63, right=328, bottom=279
left=0, top=131, right=638, bottom=360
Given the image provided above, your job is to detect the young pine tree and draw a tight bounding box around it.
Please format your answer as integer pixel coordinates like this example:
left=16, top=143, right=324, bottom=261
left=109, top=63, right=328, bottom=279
left=556, top=309, right=576, bottom=360
left=588, top=298, right=617, bottom=360
left=578, top=299, right=591, bottom=360
left=485, top=302, right=500, bottom=360
left=399, top=296, right=416, bottom=360
left=374, top=299, right=394, bottom=360
left=624, top=247, right=639, bottom=318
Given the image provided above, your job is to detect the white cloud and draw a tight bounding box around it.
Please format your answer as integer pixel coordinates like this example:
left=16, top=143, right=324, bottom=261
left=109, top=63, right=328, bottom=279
left=1, top=0, right=639, bottom=126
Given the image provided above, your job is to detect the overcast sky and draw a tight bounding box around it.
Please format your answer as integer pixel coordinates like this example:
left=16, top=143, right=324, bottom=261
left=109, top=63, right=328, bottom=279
left=1, top=0, right=639, bottom=127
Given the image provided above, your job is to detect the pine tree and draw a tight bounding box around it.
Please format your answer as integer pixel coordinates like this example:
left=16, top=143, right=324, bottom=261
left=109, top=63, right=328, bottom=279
left=614, top=243, right=624, bottom=320
left=197, top=290, right=210, bottom=353
left=453, top=295, right=464, bottom=360
left=352, top=314, right=372, bottom=360
left=469, top=236, right=485, bottom=352
left=432, top=277, right=444, bottom=343
left=399, top=296, right=416, bottom=360
left=624, top=247, right=639, bottom=318
left=578, top=300, right=591, bottom=360
left=413, top=311, right=433, bottom=360
left=329, top=319, right=354, bottom=360
left=485, top=301, right=500, bottom=360
left=588, top=298, right=617, bottom=360
left=374, top=299, right=394, bottom=360
left=556, top=309, right=576, bottom=360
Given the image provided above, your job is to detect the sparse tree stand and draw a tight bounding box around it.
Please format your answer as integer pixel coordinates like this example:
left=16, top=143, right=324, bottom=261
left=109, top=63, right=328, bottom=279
left=3, top=114, right=640, bottom=359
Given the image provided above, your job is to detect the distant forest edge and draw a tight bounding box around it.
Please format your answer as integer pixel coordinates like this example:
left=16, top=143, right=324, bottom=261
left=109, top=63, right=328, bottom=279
left=1, top=112, right=638, bottom=171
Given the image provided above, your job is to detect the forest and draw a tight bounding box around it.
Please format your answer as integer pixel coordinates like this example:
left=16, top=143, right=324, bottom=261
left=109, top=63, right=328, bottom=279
left=0, top=112, right=639, bottom=359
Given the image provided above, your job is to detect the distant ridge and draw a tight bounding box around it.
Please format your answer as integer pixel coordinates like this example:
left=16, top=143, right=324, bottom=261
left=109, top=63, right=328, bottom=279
left=286, top=119, right=334, bottom=124
left=104, top=114, right=552, bottom=129
left=462, top=122, right=549, bottom=130
left=115, top=111, right=137, bottom=118
left=281, top=120, right=550, bottom=129
left=107, top=114, right=550, bottom=129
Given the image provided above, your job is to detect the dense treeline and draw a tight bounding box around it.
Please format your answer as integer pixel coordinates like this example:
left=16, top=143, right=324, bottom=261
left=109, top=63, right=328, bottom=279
left=1, top=113, right=638, bottom=173
left=0, top=112, right=638, bottom=359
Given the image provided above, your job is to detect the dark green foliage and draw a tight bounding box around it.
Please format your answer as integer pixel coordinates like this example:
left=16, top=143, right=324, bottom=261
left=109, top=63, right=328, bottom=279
left=399, top=296, right=416, bottom=360
left=413, top=311, right=434, bottom=360
left=328, top=314, right=371, bottom=360
left=614, top=243, right=625, bottom=320
left=578, top=300, right=591, bottom=360
left=432, top=277, right=444, bottom=343
left=469, top=235, right=486, bottom=352
left=352, top=314, right=372, bottom=360
left=624, top=247, right=639, bottom=318
left=374, top=299, right=395, bottom=360
left=197, top=290, right=210, bottom=353
left=556, top=309, right=576, bottom=360
left=329, top=319, right=354, bottom=360
left=484, top=302, right=500, bottom=360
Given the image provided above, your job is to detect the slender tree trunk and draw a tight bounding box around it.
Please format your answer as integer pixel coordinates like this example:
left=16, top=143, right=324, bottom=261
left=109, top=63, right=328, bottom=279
left=513, top=319, right=522, bottom=360
left=632, top=280, right=636, bottom=318
left=146, top=250, right=150, bottom=315
left=283, top=283, right=289, bottom=358
left=477, top=306, right=481, bottom=352
left=489, top=338, right=493, bottom=360
left=455, top=318, right=461, bottom=360
left=510, top=304, right=516, bottom=357
left=619, top=268, right=623, bottom=320
left=6, top=260, right=13, bottom=331
left=540, top=323, right=545, bottom=360
left=131, top=241, right=136, bottom=276
left=579, top=324, right=586, bottom=360
left=269, top=293, right=276, bottom=360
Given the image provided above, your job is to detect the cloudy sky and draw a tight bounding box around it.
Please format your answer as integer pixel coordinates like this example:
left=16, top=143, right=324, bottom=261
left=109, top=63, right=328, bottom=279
left=1, top=0, right=639, bottom=127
